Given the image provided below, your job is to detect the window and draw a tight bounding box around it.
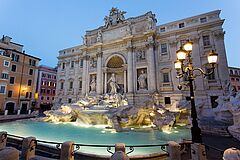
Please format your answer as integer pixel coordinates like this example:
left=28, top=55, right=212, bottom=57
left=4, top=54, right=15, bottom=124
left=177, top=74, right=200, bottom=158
left=179, top=23, right=185, bottom=28
left=230, top=70, right=233, bottom=75
left=48, top=74, right=51, bottom=79
left=53, top=76, right=56, bottom=79
left=52, top=90, right=55, bottom=94
left=62, top=63, right=65, bottom=70
left=11, top=65, right=17, bottom=72
left=47, top=97, right=49, bottom=100
left=69, top=81, right=73, bottom=89
left=53, top=83, right=56, bottom=87
left=68, top=98, right=72, bottom=103
left=4, top=60, right=10, bottom=67
left=207, top=68, right=215, bottom=80
left=0, top=49, right=5, bottom=55
left=203, top=35, right=211, bottom=46
left=9, top=77, right=15, bottom=84
left=210, top=96, right=218, bottom=108
left=41, top=81, right=45, bottom=85
left=79, top=80, right=82, bottom=89
left=42, top=73, right=46, bottom=77
left=200, top=17, right=207, bottom=23
left=29, top=59, right=36, bottom=66
left=48, top=81, right=51, bottom=86
left=47, top=89, right=51, bottom=94
left=0, top=85, right=6, bottom=94
left=11, top=53, right=19, bottom=62
left=161, top=43, right=168, bottom=54
left=238, top=86, right=240, bottom=90
left=41, top=96, right=44, bottom=100
left=163, top=73, right=170, bottom=82
left=80, top=59, right=83, bottom=68
left=71, top=61, right=74, bottom=68
left=25, top=92, right=29, bottom=98
left=1, top=73, right=9, bottom=79
left=41, top=89, right=45, bottom=93
left=52, top=97, right=55, bottom=100
left=236, top=78, right=239, bottom=82
left=231, top=78, right=235, bottom=81
left=29, top=69, right=33, bottom=75
left=28, top=79, right=32, bottom=86
left=160, top=27, right=165, bottom=32
left=8, top=90, right=12, bottom=97
left=235, top=70, right=238, bottom=75
left=164, top=97, right=171, bottom=104
left=29, top=92, right=32, bottom=98
left=60, top=82, right=64, bottom=89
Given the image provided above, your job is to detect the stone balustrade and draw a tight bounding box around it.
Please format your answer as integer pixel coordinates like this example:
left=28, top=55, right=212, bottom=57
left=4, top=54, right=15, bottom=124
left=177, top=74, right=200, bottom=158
left=0, top=131, right=239, bottom=160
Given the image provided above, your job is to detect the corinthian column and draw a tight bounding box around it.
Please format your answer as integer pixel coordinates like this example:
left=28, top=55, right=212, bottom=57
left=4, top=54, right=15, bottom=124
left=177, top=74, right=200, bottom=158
left=82, top=55, right=89, bottom=96
left=146, top=36, right=156, bottom=92
left=127, top=45, right=134, bottom=93
left=96, top=52, right=103, bottom=94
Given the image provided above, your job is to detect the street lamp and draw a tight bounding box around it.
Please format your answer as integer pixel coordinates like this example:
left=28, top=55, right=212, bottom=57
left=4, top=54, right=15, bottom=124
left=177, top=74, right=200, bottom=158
left=174, top=40, right=218, bottom=143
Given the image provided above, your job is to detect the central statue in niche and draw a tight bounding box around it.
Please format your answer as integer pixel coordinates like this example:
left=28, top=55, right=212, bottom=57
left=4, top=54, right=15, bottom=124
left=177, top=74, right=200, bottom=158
left=107, top=73, right=119, bottom=94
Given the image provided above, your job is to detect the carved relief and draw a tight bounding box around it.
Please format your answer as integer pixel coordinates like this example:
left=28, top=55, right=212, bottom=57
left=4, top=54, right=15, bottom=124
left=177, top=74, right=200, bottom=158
left=136, top=49, right=146, bottom=62
left=90, top=57, right=97, bottom=68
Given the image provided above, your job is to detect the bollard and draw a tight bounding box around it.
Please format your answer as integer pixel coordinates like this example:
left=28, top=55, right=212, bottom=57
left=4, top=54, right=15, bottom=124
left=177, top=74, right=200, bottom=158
left=110, top=151, right=130, bottom=160
left=115, top=143, right=126, bottom=153
left=167, top=141, right=181, bottom=160
left=223, top=147, right=240, bottom=160
left=0, top=131, right=7, bottom=150
left=191, top=143, right=207, bottom=160
left=60, top=141, right=74, bottom=160
left=17, top=110, right=20, bottom=115
left=21, top=137, right=37, bottom=160
left=0, top=147, right=19, bottom=160
left=110, top=143, right=129, bottom=160
left=4, top=110, right=8, bottom=115
left=28, top=110, right=31, bottom=115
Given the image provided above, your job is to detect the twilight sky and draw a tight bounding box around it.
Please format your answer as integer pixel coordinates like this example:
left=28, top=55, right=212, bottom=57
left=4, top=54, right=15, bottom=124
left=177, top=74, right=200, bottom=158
left=0, top=0, right=239, bottom=67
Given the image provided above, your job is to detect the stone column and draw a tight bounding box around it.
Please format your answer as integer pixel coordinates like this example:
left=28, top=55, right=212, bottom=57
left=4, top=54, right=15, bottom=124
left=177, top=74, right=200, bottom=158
left=124, top=70, right=127, bottom=93
left=146, top=36, right=157, bottom=92
left=81, top=55, right=89, bottom=96
left=104, top=72, right=107, bottom=94
left=96, top=52, right=103, bottom=95
left=127, top=45, right=134, bottom=93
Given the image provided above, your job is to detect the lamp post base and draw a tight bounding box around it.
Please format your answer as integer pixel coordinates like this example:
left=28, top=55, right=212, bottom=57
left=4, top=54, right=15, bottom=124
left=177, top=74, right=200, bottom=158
left=191, top=126, right=202, bottom=143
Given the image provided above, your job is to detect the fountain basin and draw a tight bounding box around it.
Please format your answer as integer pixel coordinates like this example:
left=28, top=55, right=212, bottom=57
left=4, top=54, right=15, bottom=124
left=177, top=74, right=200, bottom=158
left=0, top=120, right=190, bottom=155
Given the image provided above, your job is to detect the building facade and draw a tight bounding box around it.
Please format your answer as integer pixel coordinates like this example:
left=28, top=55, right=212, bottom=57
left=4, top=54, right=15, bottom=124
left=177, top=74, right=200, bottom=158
left=56, top=9, right=229, bottom=108
left=229, top=67, right=240, bottom=91
left=0, top=36, right=41, bottom=114
left=36, top=65, right=57, bottom=112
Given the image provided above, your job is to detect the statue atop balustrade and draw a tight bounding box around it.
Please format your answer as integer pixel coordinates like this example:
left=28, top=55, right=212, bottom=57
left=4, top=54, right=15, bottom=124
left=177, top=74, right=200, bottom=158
left=104, top=7, right=126, bottom=28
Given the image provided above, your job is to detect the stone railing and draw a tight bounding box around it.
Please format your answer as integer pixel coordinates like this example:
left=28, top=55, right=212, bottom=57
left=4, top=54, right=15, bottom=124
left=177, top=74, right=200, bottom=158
left=1, top=131, right=240, bottom=160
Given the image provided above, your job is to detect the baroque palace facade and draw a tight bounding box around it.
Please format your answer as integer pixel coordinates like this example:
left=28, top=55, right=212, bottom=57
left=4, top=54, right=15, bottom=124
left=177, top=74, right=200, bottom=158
left=57, top=8, right=229, bottom=107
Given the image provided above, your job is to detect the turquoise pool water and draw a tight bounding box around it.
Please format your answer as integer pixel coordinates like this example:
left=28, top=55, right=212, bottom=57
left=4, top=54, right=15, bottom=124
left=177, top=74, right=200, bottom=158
left=0, top=120, right=190, bottom=155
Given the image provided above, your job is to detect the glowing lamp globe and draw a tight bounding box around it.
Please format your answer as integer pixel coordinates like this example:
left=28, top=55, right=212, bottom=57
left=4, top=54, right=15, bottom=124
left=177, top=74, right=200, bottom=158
left=208, top=50, right=218, bottom=64
left=176, top=47, right=187, bottom=61
left=183, top=41, right=193, bottom=52
left=174, top=60, right=182, bottom=70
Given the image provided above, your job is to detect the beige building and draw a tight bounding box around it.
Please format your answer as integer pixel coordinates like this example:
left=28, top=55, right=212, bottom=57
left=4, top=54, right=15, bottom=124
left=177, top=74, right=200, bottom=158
left=229, top=67, right=240, bottom=91
left=56, top=9, right=229, bottom=108
left=0, top=36, right=41, bottom=114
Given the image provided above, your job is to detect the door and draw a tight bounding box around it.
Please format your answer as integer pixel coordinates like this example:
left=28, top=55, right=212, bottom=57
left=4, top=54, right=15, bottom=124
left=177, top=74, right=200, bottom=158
left=20, top=103, right=28, bottom=114
left=5, top=102, right=15, bottom=115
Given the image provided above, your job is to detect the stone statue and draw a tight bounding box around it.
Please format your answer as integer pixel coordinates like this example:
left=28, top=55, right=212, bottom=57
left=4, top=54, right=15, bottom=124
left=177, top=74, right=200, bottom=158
left=107, top=73, right=119, bottom=94
left=96, top=30, right=102, bottom=42
left=90, top=58, right=97, bottom=68
left=90, top=75, right=96, bottom=92
left=81, top=36, right=87, bottom=45
left=147, top=16, right=154, bottom=30
left=138, top=70, right=147, bottom=90
left=104, top=7, right=126, bottom=27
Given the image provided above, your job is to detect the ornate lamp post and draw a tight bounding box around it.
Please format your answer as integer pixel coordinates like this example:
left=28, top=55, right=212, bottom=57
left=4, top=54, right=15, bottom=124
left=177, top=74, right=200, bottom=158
left=174, top=41, right=218, bottom=143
